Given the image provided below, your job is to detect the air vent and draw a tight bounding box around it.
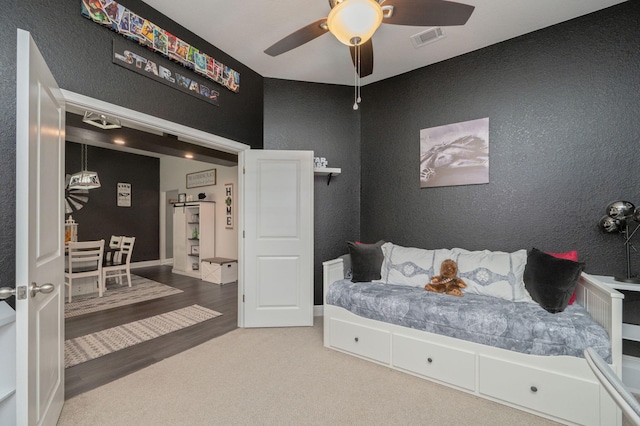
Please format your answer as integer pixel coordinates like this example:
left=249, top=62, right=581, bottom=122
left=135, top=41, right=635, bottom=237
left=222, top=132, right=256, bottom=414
left=411, top=27, right=445, bottom=49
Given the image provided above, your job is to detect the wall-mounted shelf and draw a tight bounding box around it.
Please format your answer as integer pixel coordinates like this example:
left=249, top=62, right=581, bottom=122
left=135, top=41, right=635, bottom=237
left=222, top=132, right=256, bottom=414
left=314, top=167, right=341, bottom=185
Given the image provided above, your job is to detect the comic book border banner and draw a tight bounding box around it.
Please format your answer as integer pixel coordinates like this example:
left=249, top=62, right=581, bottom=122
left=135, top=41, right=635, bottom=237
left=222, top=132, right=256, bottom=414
left=82, top=0, right=240, bottom=93
left=113, top=38, right=220, bottom=106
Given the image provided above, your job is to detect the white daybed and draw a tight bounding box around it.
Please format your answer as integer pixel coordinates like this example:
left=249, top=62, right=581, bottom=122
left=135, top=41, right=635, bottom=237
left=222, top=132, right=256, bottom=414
left=323, top=255, right=624, bottom=426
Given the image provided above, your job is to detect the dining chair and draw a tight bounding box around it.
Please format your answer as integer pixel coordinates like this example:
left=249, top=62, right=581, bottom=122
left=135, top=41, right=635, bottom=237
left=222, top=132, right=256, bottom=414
left=108, top=235, right=123, bottom=263
left=65, top=239, right=105, bottom=303
left=584, top=347, right=640, bottom=425
left=102, top=236, right=136, bottom=291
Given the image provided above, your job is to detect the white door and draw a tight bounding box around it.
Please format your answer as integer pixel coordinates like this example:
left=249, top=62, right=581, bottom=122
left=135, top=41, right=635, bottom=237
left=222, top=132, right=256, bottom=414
left=243, top=150, right=313, bottom=327
left=15, top=29, right=65, bottom=425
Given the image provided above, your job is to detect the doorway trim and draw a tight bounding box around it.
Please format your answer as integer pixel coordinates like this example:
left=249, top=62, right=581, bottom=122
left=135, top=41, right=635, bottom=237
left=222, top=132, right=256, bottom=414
left=61, top=89, right=250, bottom=327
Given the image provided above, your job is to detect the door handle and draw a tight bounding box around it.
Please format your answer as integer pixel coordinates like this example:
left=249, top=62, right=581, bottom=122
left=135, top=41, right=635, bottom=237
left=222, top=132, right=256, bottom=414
left=0, top=287, right=16, bottom=300
left=30, top=282, right=55, bottom=298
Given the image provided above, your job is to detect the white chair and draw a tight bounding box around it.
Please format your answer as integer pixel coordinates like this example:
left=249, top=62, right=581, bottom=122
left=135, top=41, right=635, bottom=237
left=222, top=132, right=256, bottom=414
left=584, top=347, right=640, bottom=425
left=102, top=236, right=135, bottom=291
left=108, top=235, right=123, bottom=263
left=65, top=240, right=105, bottom=303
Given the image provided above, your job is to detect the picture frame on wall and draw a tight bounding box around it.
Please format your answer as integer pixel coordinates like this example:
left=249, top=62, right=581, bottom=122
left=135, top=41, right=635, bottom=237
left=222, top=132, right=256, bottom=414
left=178, top=193, right=186, bottom=203
left=186, top=169, right=216, bottom=188
left=117, top=182, right=131, bottom=207
left=419, top=117, right=489, bottom=188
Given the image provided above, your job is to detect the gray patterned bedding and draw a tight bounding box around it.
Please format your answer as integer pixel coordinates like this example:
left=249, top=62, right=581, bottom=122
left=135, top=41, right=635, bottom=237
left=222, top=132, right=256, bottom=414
left=326, top=279, right=612, bottom=362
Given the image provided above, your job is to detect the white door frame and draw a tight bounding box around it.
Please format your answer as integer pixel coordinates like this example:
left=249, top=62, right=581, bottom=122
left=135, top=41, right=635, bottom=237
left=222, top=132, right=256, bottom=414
left=61, top=89, right=251, bottom=326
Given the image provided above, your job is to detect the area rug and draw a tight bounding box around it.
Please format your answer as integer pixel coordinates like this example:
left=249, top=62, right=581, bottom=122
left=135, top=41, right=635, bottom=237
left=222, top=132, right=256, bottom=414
left=65, top=275, right=183, bottom=318
left=65, top=304, right=222, bottom=368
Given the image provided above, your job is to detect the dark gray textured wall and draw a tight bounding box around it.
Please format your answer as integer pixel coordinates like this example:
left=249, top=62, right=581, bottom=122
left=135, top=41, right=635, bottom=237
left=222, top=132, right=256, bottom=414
left=0, top=0, right=263, bottom=298
left=360, top=2, right=640, bottom=277
left=66, top=143, right=159, bottom=262
left=264, top=79, right=361, bottom=305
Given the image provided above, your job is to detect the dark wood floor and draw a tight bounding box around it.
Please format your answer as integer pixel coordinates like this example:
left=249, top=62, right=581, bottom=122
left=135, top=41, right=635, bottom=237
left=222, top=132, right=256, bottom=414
left=65, top=265, right=238, bottom=399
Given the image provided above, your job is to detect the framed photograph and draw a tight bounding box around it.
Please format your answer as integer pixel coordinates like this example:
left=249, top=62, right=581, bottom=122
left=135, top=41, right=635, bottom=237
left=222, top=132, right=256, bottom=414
left=178, top=193, right=186, bottom=203
left=191, top=245, right=200, bottom=255
left=187, top=169, right=216, bottom=188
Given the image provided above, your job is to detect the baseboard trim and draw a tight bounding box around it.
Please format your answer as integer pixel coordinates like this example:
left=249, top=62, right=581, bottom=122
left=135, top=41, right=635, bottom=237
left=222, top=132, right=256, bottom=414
left=130, top=260, right=166, bottom=269
left=130, top=262, right=325, bottom=318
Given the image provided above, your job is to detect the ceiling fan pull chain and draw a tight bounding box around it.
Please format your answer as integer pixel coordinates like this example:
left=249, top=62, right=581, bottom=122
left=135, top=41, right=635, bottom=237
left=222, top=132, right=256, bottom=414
left=357, top=45, right=362, bottom=103
left=84, top=144, right=88, bottom=171
left=353, top=43, right=359, bottom=110
left=353, top=43, right=362, bottom=110
left=357, top=43, right=362, bottom=104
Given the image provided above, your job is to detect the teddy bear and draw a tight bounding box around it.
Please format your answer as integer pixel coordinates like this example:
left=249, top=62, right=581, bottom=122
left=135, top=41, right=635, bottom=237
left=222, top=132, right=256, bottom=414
left=425, top=259, right=467, bottom=297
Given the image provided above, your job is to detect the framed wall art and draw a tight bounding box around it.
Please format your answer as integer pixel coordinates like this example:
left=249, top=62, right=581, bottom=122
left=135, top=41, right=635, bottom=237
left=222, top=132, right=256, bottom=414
left=187, top=169, right=216, bottom=188
left=117, top=182, right=131, bottom=207
left=419, top=117, right=489, bottom=188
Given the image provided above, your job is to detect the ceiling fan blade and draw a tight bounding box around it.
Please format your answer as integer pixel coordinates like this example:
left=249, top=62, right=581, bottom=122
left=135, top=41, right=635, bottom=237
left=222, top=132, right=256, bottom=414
left=384, top=0, right=475, bottom=26
left=349, top=39, right=374, bottom=78
left=264, top=19, right=329, bottom=57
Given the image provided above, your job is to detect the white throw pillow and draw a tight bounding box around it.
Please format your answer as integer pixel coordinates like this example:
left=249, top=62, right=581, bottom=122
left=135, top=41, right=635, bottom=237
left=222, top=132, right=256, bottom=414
left=451, top=248, right=532, bottom=302
left=378, top=242, right=452, bottom=287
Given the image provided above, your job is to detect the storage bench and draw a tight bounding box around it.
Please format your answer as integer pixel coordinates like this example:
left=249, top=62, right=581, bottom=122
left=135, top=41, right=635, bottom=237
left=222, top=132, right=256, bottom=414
left=201, top=257, right=238, bottom=284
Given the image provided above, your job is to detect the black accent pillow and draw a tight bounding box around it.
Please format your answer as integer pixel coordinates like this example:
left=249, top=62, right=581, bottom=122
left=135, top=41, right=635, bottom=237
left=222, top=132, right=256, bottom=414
left=524, top=248, right=585, bottom=313
left=346, top=241, right=385, bottom=282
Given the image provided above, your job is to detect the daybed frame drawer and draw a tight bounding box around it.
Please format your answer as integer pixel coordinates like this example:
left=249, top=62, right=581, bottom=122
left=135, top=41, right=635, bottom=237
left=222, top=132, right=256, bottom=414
left=479, top=355, right=600, bottom=425
left=329, top=318, right=390, bottom=364
left=392, top=334, right=475, bottom=391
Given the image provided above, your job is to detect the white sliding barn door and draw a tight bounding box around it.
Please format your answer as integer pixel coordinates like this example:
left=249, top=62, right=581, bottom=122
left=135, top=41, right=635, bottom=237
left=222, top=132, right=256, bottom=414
left=243, top=150, right=314, bottom=327
left=15, top=29, right=66, bottom=425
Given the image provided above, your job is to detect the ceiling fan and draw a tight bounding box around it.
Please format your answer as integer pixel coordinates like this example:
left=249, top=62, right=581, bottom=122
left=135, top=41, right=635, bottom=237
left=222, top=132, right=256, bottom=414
left=264, top=0, right=475, bottom=78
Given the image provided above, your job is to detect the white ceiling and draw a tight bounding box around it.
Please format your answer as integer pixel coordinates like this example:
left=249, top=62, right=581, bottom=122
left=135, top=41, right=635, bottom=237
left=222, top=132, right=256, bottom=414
left=141, top=0, right=626, bottom=86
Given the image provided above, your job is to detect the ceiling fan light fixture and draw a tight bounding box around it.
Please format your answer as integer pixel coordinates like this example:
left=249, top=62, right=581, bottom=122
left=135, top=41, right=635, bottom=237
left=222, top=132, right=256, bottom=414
left=68, top=170, right=101, bottom=190
left=69, top=144, right=101, bottom=190
left=327, top=0, right=383, bottom=46
left=82, top=111, right=122, bottom=130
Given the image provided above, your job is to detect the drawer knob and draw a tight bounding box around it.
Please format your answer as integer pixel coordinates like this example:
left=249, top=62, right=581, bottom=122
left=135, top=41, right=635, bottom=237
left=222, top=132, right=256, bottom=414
left=354, top=337, right=359, bottom=343
left=530, top=386, right=538, bottom=393
left=427, top=357, right=433, bottom=363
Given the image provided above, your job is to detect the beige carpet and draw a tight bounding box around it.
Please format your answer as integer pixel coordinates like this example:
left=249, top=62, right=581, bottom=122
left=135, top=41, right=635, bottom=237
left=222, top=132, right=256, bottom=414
left=59, top=318, right=564, bottom=425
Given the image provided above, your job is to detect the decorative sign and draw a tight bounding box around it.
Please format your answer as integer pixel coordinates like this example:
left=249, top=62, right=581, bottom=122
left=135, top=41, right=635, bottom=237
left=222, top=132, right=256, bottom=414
left=187, top=169, right=216, bottom=189
left=225, top=183, right=233, bottom=229
left=117, top=182, right=131, bottom=207
left=113, top=38, right=219, bottom=106
left=81, top=0, right=240, bottom=93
